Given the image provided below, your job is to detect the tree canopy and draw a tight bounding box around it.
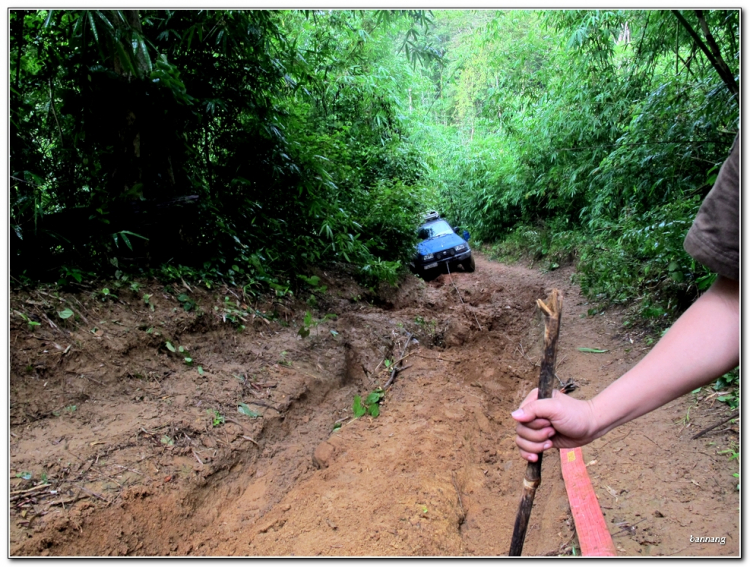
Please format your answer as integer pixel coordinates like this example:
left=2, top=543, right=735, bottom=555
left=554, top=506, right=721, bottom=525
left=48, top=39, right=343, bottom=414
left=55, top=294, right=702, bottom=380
left=11, top=10, right=431, bottom=289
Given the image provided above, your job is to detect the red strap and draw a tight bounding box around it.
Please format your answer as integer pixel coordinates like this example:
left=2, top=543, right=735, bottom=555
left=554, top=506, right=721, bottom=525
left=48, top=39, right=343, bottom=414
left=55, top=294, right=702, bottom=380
left=560, top=447, right=617, bottom=556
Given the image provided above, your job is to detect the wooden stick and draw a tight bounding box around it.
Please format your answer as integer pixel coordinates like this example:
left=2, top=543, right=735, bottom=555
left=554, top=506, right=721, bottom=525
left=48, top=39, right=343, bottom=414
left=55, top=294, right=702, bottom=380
left=509, top=289, right=563, bottom=557
left=691, top=409, right=739, bottom=439
left=10, top=483, right=50, bottom=496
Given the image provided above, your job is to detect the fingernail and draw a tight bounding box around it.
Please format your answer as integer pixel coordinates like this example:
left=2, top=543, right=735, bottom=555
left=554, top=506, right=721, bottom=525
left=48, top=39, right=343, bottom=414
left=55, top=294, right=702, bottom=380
left=511, top=409, right=524, bottom=419
left=543, top=441, right=552, bottom=450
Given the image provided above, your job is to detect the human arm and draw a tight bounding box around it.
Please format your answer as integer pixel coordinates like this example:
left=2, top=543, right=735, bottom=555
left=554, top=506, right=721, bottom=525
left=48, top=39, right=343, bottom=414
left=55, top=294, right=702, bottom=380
left=512, top=276, right=739, bottom=462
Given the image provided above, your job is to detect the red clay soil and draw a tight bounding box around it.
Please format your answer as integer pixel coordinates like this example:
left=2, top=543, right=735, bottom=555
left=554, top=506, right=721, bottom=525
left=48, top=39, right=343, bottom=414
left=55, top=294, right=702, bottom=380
left=9, top=254, right=739, bottom=556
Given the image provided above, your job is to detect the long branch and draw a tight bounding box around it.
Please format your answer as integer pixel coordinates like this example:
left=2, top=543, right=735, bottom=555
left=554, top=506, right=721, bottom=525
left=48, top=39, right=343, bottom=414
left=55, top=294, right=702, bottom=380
left=671, top=10, right=738, bottom=97
left=695, top=10, right=737, bottom=92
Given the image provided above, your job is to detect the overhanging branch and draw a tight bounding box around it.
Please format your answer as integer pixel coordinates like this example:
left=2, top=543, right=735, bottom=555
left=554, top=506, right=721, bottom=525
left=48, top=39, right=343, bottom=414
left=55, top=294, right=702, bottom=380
left=671, top=10, right=738, bottom=97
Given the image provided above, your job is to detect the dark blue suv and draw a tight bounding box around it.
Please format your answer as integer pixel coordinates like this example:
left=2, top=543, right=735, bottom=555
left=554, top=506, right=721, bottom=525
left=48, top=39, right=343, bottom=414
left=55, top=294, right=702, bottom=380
left=411, top=212, right=474, bottom=276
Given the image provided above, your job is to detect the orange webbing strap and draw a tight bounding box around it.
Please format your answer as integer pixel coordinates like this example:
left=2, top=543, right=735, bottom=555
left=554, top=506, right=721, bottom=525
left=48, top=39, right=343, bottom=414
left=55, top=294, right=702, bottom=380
left=560, top=447, right=617, bottom=556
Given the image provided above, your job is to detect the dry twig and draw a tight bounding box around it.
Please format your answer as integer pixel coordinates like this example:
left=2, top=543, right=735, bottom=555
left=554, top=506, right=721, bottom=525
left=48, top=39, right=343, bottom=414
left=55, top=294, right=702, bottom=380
left=692, top=410, right=739, bottom=440
left=10, top=483, right=50, bottom=496
left=384, top=333, right=413, bottom=389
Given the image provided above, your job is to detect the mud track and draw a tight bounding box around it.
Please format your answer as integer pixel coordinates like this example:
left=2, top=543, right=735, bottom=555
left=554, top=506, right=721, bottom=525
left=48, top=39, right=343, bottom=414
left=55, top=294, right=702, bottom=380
left=9, top=254, right=739, bottom=556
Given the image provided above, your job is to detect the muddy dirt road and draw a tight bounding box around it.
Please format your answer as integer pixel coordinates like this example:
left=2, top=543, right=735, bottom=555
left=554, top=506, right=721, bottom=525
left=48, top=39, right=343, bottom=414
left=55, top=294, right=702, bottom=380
left=9, top=254, right=739, bottom=556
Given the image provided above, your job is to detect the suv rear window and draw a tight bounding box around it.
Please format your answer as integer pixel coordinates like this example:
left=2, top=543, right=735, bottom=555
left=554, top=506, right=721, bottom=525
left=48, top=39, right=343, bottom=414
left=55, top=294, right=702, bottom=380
left=418, top=220, right=453, bottom=240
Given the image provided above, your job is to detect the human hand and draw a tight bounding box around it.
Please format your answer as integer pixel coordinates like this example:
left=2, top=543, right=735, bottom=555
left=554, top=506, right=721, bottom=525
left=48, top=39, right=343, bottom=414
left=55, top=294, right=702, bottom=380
left=511, top=388, right=599, bottom=462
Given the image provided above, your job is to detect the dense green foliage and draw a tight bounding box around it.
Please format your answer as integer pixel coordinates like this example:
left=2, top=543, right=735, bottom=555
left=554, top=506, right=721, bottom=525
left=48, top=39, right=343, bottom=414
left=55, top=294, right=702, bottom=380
left=412, top=10, right=738, bottom=321
left=10, top=10, right=430, bottom=289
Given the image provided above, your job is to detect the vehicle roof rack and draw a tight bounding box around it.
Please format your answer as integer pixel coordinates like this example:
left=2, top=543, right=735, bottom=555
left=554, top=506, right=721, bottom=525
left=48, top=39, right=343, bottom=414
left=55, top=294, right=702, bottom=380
left=424, top=210, right=440, bottom=221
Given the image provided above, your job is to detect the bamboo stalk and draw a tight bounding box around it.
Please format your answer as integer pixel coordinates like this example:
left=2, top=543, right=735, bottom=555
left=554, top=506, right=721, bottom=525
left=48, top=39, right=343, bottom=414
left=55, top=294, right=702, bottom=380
left=509, top=289, right=563, bottom=557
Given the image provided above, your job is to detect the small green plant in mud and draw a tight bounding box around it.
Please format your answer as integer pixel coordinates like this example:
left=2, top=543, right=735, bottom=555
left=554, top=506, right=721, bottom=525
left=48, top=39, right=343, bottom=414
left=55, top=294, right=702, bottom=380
left=718, top=442, right=740, bottom=491
left=58, top=265, right=85, bottom=286
left=207, top=409, right=225, bottom=427
left=298, top=274, right=327, bottom=293
left=15, top=311, right=40, bottom=331
left=297, top=311, right=337, bottom=338
left=414, top=315, right=437, bottom=338
left=278, top=351, right=292, bottom=367
left=718, top=445, right=739, bottom=461
left=98, top=287, right=117, bottom=301
left=52, top=404, right=77, bottom=417
left=268, top=281, right=292, bottom=298
left=57, top=308, right=74, bottom=321
left=353, top=388, right=385, bottom=418
left=713, top=368, right=739, bottom=410
left=165, top=341, right=193, bottom=365
left=218, top=296, right=272, bottom=331
left=219, top=296, right=246, bottom=329
left=675, top=399, right=698, bottom=428
left=143, top=293, right=155, bottom=311
left=177, top=293, right=196, bottom=312
left=298, top=274, right=328, bottom=307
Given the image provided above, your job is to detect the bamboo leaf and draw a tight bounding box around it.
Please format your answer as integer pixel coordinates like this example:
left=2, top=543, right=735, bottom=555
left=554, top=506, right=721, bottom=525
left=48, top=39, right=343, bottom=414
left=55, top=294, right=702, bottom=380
left=114, top=40, right=137, bottom=75
left=87, top=11, right=99, bottom=43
